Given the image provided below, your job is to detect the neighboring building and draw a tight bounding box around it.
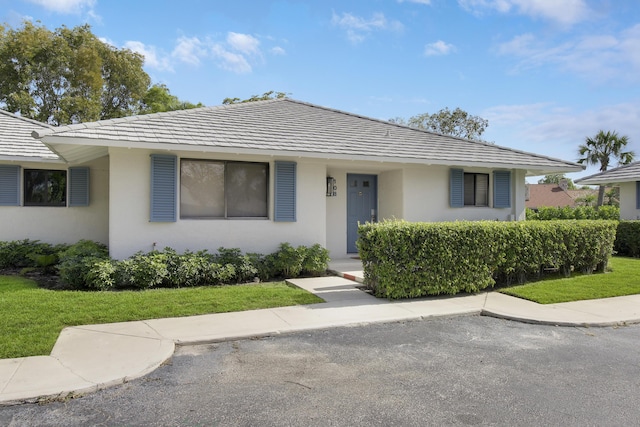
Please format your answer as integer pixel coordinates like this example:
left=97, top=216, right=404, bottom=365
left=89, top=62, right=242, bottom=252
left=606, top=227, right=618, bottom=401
left=576, top=162, right=640, bottom=219
left=0, top=109, right=108, bottom=245
left=2, top=99, right=583, bottom=259
left=525, top=181, right=600, bottom=210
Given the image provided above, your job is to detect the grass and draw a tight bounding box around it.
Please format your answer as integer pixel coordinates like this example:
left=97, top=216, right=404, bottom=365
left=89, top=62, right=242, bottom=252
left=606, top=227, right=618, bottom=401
left=0, top=276, right=323, bottom=359
left=499, top=256, right=640, bottom=304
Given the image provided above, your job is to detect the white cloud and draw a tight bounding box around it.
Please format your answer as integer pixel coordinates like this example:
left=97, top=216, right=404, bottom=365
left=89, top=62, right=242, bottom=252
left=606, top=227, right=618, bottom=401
left=331, top=11, right=404, bottom=44
left=458, top=0, right=591, bottom=26
left=497, top=24, right=640, bottom=83
left=124, top=41, right=173, bottom=72
left=424, top=40, right=456, bottom=56
left=397, top=0, right=432, bottom=4
left=119, top=31, right=279, bottom=75
left=227, top=32, right=260, bottom=55
left=482, top=101, right=640, bottom=174
left=172, top=36, right=207, bottom=66
left=211, top=44, right=252, bottom=74
left=25, top=0, right=98, bottom=19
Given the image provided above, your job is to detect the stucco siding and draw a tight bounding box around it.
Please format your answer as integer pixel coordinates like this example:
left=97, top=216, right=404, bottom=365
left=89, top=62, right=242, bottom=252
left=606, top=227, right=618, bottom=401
left=0, top=156, right=109, bottom=245
left=108, top=148, right=327, bottom=259
left=619, top=181, right=639, bottom=220
left=401, top=165, right=520, bottom=222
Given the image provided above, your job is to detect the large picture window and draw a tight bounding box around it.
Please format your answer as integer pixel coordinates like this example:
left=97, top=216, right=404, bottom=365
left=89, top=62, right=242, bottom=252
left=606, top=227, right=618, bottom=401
left=24, top=169, right=66, bottom=206
left=463, top=173, right=489, bottom=207
left=180, top=159, right=268, bottom=219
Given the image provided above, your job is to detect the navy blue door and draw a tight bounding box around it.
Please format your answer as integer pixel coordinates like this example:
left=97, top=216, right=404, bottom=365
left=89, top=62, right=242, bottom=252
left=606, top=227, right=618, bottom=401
left=347, top=174, right=377, bottom=253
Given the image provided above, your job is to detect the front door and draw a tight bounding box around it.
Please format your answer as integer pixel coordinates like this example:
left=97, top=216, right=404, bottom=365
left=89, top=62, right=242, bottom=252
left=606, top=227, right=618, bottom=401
left=347, top=174, right=377, bottom=253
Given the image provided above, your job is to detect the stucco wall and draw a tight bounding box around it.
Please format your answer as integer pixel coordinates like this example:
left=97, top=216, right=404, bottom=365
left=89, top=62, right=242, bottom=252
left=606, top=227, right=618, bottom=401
left=402, top=165, right=521, bottom=222
left=619, top=182, right=639, bottom=220
left=108, top=148, right=327, bottom=259
left=0, top=156, right=109, bottom=245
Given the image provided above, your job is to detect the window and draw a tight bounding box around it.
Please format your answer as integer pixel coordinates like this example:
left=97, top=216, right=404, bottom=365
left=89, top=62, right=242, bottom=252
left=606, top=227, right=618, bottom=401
left=463, top=173, right=489, bottom=206
left=180, top=159, right=268, bottom=219
left=24, top=169, right=66, bottom=206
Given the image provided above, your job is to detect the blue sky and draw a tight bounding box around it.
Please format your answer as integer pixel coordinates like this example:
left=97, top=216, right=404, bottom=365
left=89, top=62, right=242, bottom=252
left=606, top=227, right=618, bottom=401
left=2, top=0, right=640, bottom=180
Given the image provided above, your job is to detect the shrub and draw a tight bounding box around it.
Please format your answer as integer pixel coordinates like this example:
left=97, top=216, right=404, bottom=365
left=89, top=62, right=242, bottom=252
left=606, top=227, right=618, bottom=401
left=527, top=205, right=619, bottom=221
left=115, top=251, right=169, bottom=289
left=270, top=243, right=305, bottom=278
left=57, top=240, right=109, bottom=289
left=85, top=259, right=118, bottom=290
left=357, top=220, right=617, bottom=299
left=0, top=239, right=68, bottom=270
left=615, top=221, right=640, bottom=257
left=301, top=244, right=330, bottom=276
left=215, top=247, right=258, bottom=283
left=246, top=252, right=275, bottom=282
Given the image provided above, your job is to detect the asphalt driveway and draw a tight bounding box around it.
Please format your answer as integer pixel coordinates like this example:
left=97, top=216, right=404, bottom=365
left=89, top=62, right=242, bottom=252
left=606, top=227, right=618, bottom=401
left=2, top=315, right=639, bottom=426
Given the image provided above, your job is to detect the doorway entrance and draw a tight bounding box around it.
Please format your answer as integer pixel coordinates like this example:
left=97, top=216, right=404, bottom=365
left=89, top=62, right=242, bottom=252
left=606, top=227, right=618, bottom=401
left=346, top=174, right=377, bottom=253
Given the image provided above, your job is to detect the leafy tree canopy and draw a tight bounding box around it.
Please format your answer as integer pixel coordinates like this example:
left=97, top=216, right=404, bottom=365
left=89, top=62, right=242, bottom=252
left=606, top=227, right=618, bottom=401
left=389, top=107, right=489, bottom=141
left=537, top=174, right=578, bottom=189
left=0, top=21, right=152, bottom=125
left=577, top=130, right=634, bottom=206
left=141, top=84, right=204, bottom=114
left=0, top=22, right=203, bottom=125
left=222, top=90, right=289, bottom=105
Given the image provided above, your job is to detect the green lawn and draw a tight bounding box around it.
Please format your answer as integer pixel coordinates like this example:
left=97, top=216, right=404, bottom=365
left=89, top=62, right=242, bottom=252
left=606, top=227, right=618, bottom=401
left=499, top=257, right=640, bottom=304
left=0, top=276, right=323, bottom=359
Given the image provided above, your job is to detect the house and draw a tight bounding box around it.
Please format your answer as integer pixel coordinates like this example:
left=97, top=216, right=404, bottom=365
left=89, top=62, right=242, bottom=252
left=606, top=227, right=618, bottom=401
left=525, top=181, right=599, bottom=210
left=0, top=109, right=108, bottom=245
left=1, top=99, right=582, bottom=259
left=576, top=162, right=640, bottom=219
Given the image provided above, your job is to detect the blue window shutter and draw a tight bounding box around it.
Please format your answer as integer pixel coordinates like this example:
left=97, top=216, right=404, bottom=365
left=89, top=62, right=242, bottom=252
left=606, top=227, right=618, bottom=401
left=68, top=167, right=89, bottom=207
left=0, top=165, right=20, bottom=206
left=450, top=169, right=464, bottom=208
left=150, top=154, right=177, bottom=222
left=636, top=182, right=640, bottom=210
left=274, top=161, right=296, bottom=222
left=493, top=170, right=511, bottom=208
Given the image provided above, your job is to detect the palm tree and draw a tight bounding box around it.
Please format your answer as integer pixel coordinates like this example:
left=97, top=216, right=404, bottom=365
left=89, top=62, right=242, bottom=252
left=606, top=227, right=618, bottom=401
left=578, top=130, right=634, bottom=206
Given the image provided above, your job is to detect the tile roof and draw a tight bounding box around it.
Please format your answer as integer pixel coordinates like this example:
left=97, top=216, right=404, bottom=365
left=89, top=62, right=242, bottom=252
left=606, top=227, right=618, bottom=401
left=33, top=98, right=582, bottom=172
left=526, top=184, right=578, bottom=209
left=575, top=161, right=640, bottom=184
left=0, top=110, right=60, bottom=161
left=525, top=184, right=601, bottom=209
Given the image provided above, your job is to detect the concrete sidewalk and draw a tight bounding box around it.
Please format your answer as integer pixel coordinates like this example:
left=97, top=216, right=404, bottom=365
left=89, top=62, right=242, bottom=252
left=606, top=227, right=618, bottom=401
left=2, top=261, right=640, bottom=405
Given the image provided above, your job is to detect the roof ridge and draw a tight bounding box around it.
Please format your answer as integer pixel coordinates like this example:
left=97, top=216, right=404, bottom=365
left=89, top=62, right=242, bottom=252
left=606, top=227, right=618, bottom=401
left=0, top=109, right=53, bottom=129
left=281, top=99, right=583, bottom=168
left=576, top=160, right=640, bottom=182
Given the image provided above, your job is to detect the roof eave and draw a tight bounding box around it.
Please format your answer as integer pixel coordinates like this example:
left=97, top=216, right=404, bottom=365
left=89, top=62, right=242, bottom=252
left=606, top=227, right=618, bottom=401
left=41, top=136, right=582, bottom=171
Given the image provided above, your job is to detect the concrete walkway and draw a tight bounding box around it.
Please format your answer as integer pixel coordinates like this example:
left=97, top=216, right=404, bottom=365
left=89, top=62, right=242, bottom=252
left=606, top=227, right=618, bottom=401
left=2, top=260, right=640, bottom=405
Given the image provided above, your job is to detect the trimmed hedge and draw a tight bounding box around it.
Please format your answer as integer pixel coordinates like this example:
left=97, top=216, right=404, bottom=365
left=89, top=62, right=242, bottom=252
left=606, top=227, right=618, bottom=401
left=357, top=220, right=617, bottom=299
left=527, top=205, right=619, bottom=220
left=615, top=221, right=640, bottom=258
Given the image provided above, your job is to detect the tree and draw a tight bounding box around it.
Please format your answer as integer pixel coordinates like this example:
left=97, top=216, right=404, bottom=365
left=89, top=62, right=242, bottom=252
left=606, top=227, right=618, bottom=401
left=141, top=84, right=203, bottom=114
left=222, top=90, right=288, bottom=105
left=577, top=130, right=634, bottom=206
left=537, top=174, right=577, bottom=189
left=0, top=21, right=150, bottom=125
left=389, top=107, right=488, bottom=141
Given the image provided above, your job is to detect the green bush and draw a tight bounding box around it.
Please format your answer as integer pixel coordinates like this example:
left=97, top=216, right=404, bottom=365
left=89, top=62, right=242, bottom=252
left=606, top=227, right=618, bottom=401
left=527, top=205, right=619, bottom=221
left=357, top=220, right=617, bottom=299
left=215, top=247, right=258, bottom=283
left=57, top=240, right=109, bottom=289
left=0, top=239, right=68, bottom=269
left=270, top=243, right=305, bottom=278
left=2, top=239, right=329, bottom=290
left=301, top=244, right=330, bottom=276
left=615, top=221, right=640, bottom=257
